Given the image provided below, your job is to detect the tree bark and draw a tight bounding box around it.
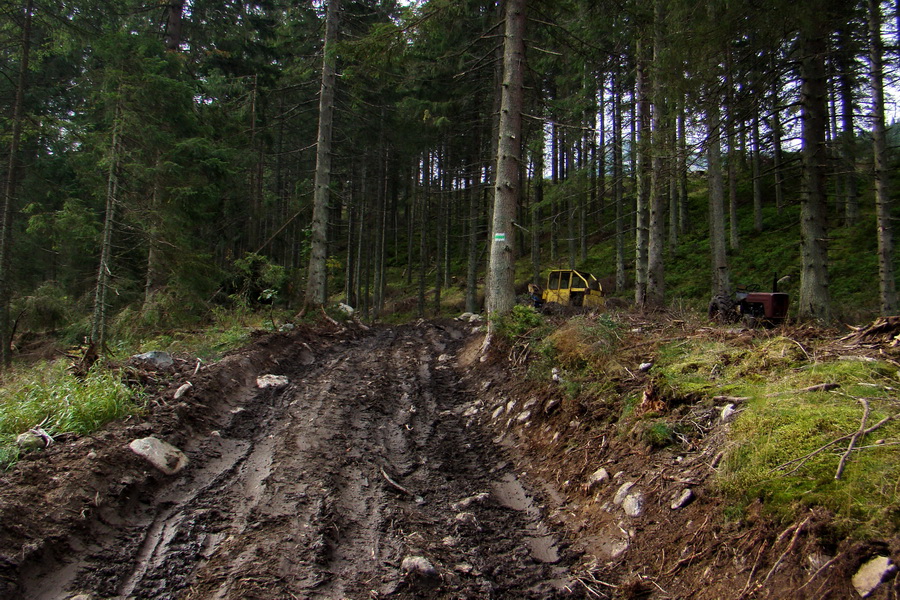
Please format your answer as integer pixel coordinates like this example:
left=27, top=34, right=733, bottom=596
left=646, top=0, right=665, bottom=307
left=0, top=0, right=33, bottom=367
left=707, top=102, right=730, bottom=297
left=305, top=0, right=341, bottom=309
left=164, top=0, right=185, bottom=51
left=532, top=134, right=544, bottom=286
left=798, top=17, right=832, bottom=321
left=91, top=102, right=122, bottom=348
left=752, top=114, right=763, bottom=233
left=634, top=36, right=651, bottom=307
left=613, top=73, right=627, bottom=294
left=869, top=0, right=897, bottom=314
left=486, top=0, right=525, bottom=319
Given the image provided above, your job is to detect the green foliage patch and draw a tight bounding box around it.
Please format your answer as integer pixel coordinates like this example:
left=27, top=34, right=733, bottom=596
left=655, top=335, right=900, bottom=536
left=0, top=361, right=143, bottom=468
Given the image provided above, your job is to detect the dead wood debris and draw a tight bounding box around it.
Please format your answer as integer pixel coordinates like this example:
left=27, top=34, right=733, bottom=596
left=841, top=316, right=900, bottom=347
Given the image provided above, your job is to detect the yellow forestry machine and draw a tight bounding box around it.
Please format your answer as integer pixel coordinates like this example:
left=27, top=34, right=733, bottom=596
left=528, top=269, right=605, bottom=312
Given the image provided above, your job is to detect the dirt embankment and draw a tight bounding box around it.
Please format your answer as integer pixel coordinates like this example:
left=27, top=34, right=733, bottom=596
left=0, top=318, right=894, bottom=599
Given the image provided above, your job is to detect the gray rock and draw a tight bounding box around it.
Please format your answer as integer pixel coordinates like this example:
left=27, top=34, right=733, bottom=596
left=16, top=430, right=50, bottom=451
left=587, top=468, right=610, bottom=491
left=173, top=382, right=193, bottom=399
left=401, top=555, right=439, bottom=578
left=671, top=489, right=694, bottom=510
left=852, top=556, right=896, bottom=597
left=613, top=481, right=635, bottom=506
left=544, top=397, right=561, bottom=413
left=451, top=492, right=490, bottom=511
left=720, top=403, right=737, bottom=421
left=256, top=374, right=289, bottom=388
left=622, top=492, right=644, bottom=517
left=131, top=351, right=174, bottom=370
left=516, top=410, right=532, bottom=423
left=128, top=437, right=188, bottom=475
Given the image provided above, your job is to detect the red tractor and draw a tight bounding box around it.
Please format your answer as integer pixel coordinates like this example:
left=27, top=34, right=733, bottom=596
left=708, top=274, right=790, bottom=326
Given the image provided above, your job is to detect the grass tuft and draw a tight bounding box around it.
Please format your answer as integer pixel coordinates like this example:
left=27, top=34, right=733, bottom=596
left=0, top=361, right=143, bottom=467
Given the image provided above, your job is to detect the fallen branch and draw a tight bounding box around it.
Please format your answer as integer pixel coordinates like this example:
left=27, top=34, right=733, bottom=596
left=320, top=307, right=340, bottom=327
left=765, top=383, right=840, bottom=397
left=737, top=541, right=767, bottom=600
left=835, top=398, right=870, bottom=480
left=772, top=413, right=900, bottom=476
left=380, top=466, right=413, bottom=496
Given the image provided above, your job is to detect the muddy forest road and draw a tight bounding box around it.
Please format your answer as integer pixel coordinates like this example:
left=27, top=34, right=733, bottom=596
left=8, top=321, right=585, bottom=600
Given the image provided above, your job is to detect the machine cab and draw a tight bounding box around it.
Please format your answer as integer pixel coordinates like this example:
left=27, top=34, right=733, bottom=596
left=542, top=270, right=605, bottom=308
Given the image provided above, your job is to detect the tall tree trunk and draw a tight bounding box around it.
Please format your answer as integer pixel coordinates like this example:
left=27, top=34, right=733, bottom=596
left=798, top=18, right=832, bottom=321
left=0, top=0, right=32, bottom=367
left=466, top=175, right=480, bottom=313
left=677, top=93, right=689, bottom=234
left=91, top=102, right=122, bottom=348
left=305, top=0, right=340, bottom=309
left=634, top=36, right=651, bottom=307
left=646, top=0, right=665, bottom=307
left=770, top=69, right=786, bottom=216
left=725, top=57, right=739, bottom=251
left=708, top=102, right=730, bottom=297
left=837, top=25, right=859, bottom=226
left=613, top=74, right=627, bottom=293
left=532, top=135, right=544, bottom=286
left=752, top=114, right=764, bottom=232
left=869, top=0, right=897, bottom=314
left=486, top=0, right=525, bottom=319
left=164, top=0, right=185, bottom=51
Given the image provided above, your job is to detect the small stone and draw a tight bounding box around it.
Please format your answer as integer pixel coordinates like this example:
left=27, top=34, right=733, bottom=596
left=516, top=411, right=531, bottom=423
left=807, top=552, right=832, bottom=571
left=451, top=492, right=490, bottom=511
left=853, top=556, right=896, bottom=597
left=128, top=437, right=188, bottom=475
left=670, top=489, right=694, bottom=510
left=256, top=374, right=289, bottom=388
left=131, top=351, right=174, bottom=370
left=491, top=406, right=504, bottom=420
left=16, top=431, right=48, bottom=451
left=455, top=512, right=479, bottom=528
left=505, top=400, right=516, bottom=413
left=720, top=404, right=736, bottom=421
left=587, top=468, right=610, bottom=491
left=622, top=492, right=644, bottom=517
left=173, top=382, right=193, bottom=399
left=613, top=482, right=635, bottom=505
left=401, top=556, right=439, bottom=578
left=544, top=397, right=561, bottom=413
left=438, top=353, right=451, bottom=362
left=639, top=362, right=653, bottom=372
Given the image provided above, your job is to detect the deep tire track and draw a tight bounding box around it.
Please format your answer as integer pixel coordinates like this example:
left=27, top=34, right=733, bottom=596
left=18, top=322, right=584, bottom=599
